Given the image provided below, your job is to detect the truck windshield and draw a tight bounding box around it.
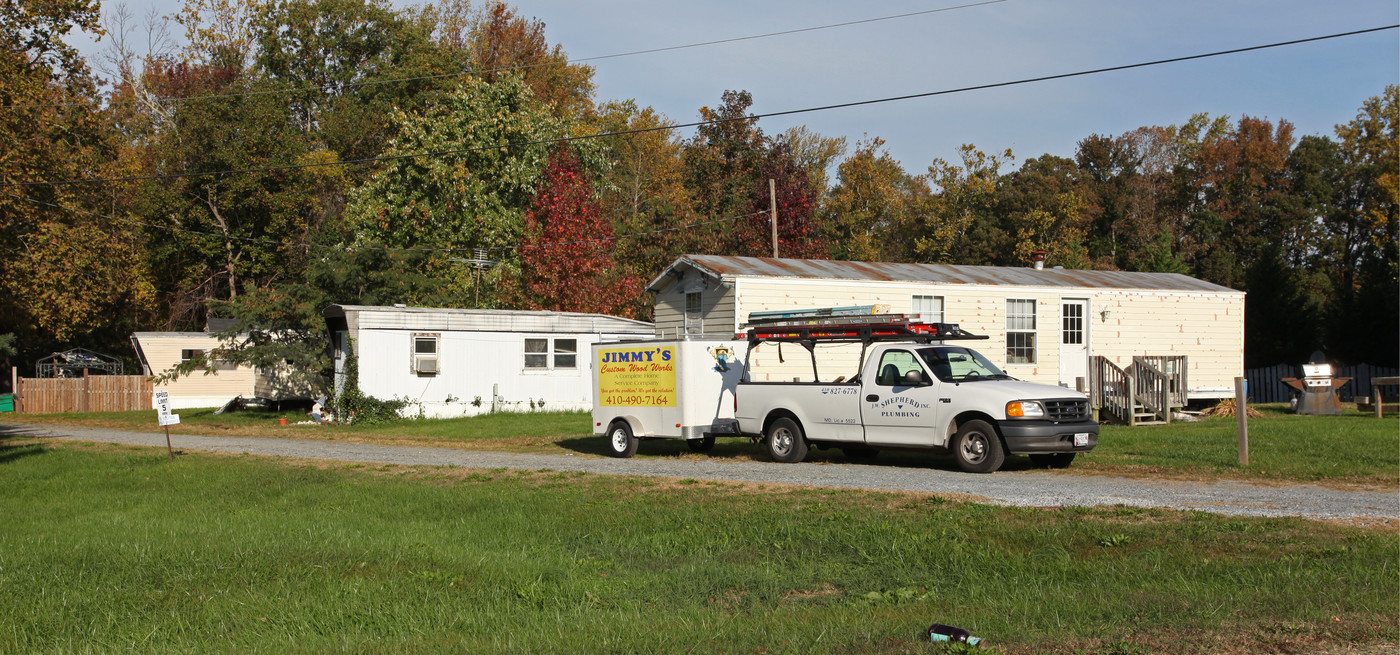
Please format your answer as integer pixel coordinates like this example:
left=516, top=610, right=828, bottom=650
left=918, top=347, right=1009, bottom=382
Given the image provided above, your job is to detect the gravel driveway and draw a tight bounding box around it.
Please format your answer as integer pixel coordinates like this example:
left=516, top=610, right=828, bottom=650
left=5, top=422, right=1395, bottom=522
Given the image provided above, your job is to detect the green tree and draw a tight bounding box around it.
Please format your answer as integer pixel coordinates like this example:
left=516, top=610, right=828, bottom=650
left=344, top=75, right=578, bottom=306
left=125, top=54, right=323, bottom=324
left=1327, top=86, right=1399, bottom=365
left=823, top=136, right=928, bottom=262
left=917, top=145, right=1012, bottom=264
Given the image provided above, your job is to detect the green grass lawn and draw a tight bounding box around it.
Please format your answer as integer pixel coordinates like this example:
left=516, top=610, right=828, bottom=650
left=9, top=403, right=1397, bottom=487
left=0, top=439, right=1394, bottom=654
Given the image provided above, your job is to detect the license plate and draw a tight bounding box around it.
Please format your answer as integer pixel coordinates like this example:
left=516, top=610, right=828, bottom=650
left=1074, top=433, right=1090, bottom=447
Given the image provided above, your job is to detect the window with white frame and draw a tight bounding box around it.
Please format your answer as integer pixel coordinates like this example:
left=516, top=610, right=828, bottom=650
left=525, top=338, right=578, bottom=370
left=412, top=333, right=440, bottom=375
left=1006, top=299, right=1037, bottom=364
left=553, top=339, right=577, bottom=368
left=912, top=295, right=944, bottom=323
left=684, top=291, right=703, bottom=336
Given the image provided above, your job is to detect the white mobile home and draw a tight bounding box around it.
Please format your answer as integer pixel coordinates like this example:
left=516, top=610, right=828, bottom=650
left=324, top=305, right=655, bottom=418
left=646, top=255, right=1245, bottom=401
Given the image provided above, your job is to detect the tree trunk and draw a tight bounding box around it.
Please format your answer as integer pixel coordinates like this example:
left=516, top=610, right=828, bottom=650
left=204, top=195, right=239, bottom=299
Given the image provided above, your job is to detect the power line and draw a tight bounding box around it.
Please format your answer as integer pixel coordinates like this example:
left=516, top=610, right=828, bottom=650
left=0, top=189, right=765, bottom=255
left=3, top=1, right=1006, bottom=112
left=5, top=23, right=1395, bottom=190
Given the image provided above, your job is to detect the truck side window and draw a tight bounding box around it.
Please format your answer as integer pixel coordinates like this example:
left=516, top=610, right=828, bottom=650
left=875, top=350, right=924, bottom=386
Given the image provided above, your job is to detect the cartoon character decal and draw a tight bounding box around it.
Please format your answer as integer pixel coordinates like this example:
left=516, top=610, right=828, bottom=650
left=708, top=345, right=733, bottom=372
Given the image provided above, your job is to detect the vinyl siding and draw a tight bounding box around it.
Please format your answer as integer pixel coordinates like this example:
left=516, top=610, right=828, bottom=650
left=132, top=334, right=257, bottom=409
left=730, top=277, right=1244, bottom=393
left=651, top=272, right=735, bottom=339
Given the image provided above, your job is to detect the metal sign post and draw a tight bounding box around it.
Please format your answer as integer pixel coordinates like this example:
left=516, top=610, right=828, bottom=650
left=153, top=390, right=179, bottom=461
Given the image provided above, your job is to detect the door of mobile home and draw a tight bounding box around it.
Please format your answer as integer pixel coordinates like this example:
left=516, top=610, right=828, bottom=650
left=1059, top=299, right=1088, bottom=389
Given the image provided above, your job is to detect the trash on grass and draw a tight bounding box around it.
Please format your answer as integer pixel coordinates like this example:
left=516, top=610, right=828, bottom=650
left=927, top=623, right=983, bottom=646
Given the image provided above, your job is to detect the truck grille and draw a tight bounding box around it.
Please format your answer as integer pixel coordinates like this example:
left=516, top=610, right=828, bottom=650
left=1045, top=399, right=1089, bottom=421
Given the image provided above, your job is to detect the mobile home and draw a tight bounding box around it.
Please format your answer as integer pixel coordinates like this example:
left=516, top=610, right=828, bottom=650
left=646, top=255, right=1245, bottom=401
left=324, top=305, right=655, bottom=418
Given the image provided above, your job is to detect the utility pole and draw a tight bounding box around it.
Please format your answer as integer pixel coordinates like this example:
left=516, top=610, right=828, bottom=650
left=769, top=178, right=778, bottom=258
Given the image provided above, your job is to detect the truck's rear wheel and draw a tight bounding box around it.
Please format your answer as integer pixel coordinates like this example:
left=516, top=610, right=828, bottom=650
left=1030, top=453, right=1076, bottom=469
left=766, top=417, right=808, bottom=463
left=953, top=419, right=1004, bottom=473
left=606, top=420, right=639, bottom=458
left=686, top=435, right=716, bottom=453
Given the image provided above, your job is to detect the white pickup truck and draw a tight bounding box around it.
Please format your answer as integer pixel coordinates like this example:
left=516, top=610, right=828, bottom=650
left=734, top=317, right=1099, bottom=473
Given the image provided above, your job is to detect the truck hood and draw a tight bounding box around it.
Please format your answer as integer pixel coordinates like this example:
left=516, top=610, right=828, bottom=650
left=949, top=378, right=1087, bottom=401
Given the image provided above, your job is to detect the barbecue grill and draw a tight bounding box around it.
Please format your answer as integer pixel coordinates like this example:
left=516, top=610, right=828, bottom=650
left=1280, top=351, right=1350, bottom=415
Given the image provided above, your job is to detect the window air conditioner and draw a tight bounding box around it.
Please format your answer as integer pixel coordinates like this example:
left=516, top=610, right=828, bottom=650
left=414, top=355, right=438, bottom=374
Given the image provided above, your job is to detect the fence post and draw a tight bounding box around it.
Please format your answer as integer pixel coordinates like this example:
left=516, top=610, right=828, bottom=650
left=1375, top=386, right=1384, bottom=419
left=1236, top=376, right=1249, bottom=466
left=1126, top=375, right=1136, bottom=427
left=11, top=367, right=18, bottom=413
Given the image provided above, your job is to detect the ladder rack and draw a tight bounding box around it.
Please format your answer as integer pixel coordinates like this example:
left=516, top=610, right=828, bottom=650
left=743, top=314, right=987, bottom=346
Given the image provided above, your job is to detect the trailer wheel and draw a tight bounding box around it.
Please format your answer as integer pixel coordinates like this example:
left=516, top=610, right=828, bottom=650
left=606, top=420, right=639, bottom=458
left=765, top=417, right=808, bottom=463
left=686, top=435, right=716, bottom=453
left=1030, top=453, right=1076, bottom=469
left=953, top=419, right=1004, bottom=473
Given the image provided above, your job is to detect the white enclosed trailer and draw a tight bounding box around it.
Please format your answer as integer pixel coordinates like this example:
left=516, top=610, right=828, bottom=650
left=591, top=339, right=745, bottom=457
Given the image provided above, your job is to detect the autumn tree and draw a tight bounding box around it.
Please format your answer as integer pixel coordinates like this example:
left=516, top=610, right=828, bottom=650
left=823, top=136, right=929, bottom=262
left=512, top=146, right=638, bottom=316
left=592, top=100, right=694, bottom=316
left=464, top=1, right=594, bottom=118
left=0, top=0, right=153, bottom=360
left=1190, top=115, right=1296, bottom=288
left=683, top=90, right=768, bottom=253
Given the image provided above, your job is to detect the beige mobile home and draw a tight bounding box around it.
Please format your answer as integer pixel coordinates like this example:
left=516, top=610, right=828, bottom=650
left=646, top=255, right=1245, bottom=403
left=130, top=332, right=257, bottom=409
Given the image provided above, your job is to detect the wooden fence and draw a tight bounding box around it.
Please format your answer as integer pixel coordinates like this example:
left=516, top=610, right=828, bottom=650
left=1244, top=363, right=1400, bottom=403
left=14, top=375, right=153, bottom=414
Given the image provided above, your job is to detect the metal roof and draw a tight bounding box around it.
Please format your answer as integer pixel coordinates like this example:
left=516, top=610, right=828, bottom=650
left=324, top=305, right=655, bottom=334
left=647, top=255, right=1241, bottom=294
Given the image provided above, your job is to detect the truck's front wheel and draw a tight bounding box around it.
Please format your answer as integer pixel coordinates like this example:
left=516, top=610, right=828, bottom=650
left=766, top=417, right=808, bottom=463
left=606, top=420, right=639, bottom=458
left=953, top=419, right=1005, bottom=473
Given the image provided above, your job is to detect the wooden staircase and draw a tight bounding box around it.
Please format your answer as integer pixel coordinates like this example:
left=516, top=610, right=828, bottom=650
left=1089, top=355, right=1187, bottom=426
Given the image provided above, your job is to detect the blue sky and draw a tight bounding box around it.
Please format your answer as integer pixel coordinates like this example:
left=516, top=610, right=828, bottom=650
left=73, top=0, right=1399, bottom=172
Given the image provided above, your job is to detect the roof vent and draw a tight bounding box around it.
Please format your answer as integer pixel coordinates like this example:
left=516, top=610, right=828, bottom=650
left=393, top=303, right=407, bottom=308
left=1031, top=251, right=1046, bottom=270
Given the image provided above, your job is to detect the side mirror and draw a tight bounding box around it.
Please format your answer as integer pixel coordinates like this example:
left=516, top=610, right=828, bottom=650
left=903, top=369, right=932, bottom=387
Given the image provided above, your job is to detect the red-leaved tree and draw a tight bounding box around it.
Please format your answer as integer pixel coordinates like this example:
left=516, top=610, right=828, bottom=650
left=514, top=146, right=639, bottom=317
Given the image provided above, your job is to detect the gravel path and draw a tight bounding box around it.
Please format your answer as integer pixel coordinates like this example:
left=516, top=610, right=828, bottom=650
left=5, top=422, right=1396, bottom=522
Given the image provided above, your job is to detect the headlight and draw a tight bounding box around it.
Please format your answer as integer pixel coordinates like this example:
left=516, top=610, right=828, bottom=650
left=1006, top=401, right=1044, bottom=418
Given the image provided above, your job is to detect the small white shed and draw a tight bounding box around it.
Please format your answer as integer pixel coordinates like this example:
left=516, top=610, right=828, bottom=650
left=646, top=255, right=1245, bottom=401
left=323, top=305, right=655, bottom=418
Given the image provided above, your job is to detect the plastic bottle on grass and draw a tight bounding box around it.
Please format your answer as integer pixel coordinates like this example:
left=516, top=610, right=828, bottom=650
left=927, top=623, right=983, bottom=646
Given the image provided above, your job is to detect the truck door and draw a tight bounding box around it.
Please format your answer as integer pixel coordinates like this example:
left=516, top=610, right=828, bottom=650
left=861, top=348, right=941, bottom=446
